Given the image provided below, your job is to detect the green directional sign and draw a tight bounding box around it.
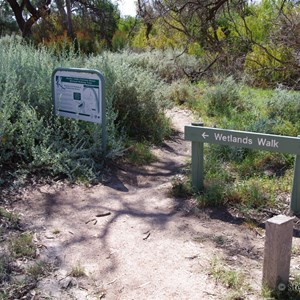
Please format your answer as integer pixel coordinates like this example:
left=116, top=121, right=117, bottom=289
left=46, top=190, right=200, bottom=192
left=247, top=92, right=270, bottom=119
left=184, top=123, right=300, bottom=213
left=185, top=125, right=300, bottom=155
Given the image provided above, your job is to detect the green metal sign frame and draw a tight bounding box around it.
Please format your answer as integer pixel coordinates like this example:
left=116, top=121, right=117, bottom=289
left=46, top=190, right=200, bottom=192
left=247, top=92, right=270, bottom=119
left=184, top=123, right=300, bottom=213
left=52, top=67, right=106, bottom=154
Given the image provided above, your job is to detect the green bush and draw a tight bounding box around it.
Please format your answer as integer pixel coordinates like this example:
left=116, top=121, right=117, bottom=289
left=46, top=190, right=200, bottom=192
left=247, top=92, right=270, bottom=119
left=245, top=45, right=296, bottom=87
left=204, top=77, right=245, bottom=117
left=197, top=181, right=226, bottom=207
left=229, top=178, right=276, bottom=208
left=267, top=89, right=300, bottom=127
left=85, top=53, right=172, bottom=143
left=209, top=144, right=252, bottom=163
left=166, top=79, right=198, bottom=105
left=112, top=30, right=128, bottom=51
left=0, top=36, right=171, bottom=184
left=246, top=117, right=281, bottom=134
left=113, top=48, right=201, bottom=82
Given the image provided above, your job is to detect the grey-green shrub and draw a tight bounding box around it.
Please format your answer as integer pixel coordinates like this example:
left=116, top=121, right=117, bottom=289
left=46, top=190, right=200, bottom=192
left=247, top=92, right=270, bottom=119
left=0, top=36, right=102, bottom=182
left=166, top=79, right=198, bottom=105
left=85, top=53, right=171, bottom=143
left=0, top=36, right=171, bottom=183
left=267, top=89, right=300, bottom=126
left=0, top=36, right=54, bottom=117
left=113, top=48, right=201, bottom=82
left=204, top=76, right=245, bottom=116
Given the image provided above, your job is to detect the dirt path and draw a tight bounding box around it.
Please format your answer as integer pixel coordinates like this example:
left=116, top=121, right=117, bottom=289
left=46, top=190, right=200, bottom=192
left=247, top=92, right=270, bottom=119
left=15, top=108, right=297, bottom=299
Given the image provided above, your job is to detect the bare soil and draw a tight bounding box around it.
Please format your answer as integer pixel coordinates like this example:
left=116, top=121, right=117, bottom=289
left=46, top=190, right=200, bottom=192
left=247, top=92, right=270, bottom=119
left=8, top=108, right=300, bottom=299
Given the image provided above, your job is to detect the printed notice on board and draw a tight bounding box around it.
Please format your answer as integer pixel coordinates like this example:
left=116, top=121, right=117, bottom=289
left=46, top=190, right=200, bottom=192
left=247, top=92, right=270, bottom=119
left=53, top=69, right=103, bottom=124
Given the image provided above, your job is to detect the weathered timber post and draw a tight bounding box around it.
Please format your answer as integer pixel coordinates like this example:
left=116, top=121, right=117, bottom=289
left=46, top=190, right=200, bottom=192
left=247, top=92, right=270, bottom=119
left=262, top=214, right=294, bottom=290
left=191, top=122, right=204, bottom=191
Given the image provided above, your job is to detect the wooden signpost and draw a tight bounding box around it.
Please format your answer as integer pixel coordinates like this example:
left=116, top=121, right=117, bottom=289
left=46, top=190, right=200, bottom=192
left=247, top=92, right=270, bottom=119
left=184, top=123, right=300, bottom=212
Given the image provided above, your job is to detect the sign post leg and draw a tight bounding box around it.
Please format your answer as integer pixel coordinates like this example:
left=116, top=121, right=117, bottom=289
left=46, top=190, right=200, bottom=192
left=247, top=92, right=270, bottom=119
left=191, top=122, right=204, bottom=192
left=101, top=123, right=106, bottom=156
left=291, top=153, right=300, bottom=213
left=101, top=82, right=106, bottom=156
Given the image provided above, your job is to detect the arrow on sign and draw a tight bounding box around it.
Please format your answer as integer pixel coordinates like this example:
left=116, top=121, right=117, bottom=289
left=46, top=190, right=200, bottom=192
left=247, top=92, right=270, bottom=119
left=202, top=132, right=209, bottom=139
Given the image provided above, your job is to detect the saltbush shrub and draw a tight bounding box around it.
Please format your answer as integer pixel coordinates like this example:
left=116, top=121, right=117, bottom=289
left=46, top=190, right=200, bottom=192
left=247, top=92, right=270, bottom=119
left=0, top=36, right=171, bottom=184
left=267, top=89, right=300, bottom=127
left=113, top=49, right=201, bottom=82
left=0, top=37, right=107, bottom=182
left=204, top=76, right=245, bottom=116
left=85, top=53, right=171, bottom=143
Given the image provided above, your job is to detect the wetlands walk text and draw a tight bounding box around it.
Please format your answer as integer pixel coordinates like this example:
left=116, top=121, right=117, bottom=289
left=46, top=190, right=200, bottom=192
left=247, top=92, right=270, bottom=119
left=213, top=133, right=279, bottom=148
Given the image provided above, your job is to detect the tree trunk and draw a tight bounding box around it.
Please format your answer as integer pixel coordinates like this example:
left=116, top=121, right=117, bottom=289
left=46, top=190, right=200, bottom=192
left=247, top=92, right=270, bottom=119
left=56, top=0, right=68, bottom=30
left=6, top=0, right=51, bottom=38
left=65, top=0, right=75, bottom=40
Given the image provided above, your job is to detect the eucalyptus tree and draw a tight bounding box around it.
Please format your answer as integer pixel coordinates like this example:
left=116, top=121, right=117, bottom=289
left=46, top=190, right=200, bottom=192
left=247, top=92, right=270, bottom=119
left=136, top=0, right=242, bottom=48
left=72, top=0, right=119, bottom=45
left=3, top=0, right=119, bottom=47
left=5, top=0, right=51, bottom=37
left=136, top=0, right=250, bottom=77
left=137, top=0, right=300, bottom=86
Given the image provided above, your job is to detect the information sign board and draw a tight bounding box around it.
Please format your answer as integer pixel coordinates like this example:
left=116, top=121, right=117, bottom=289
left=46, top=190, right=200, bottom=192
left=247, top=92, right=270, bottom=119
left=52, top=68, right=104, bottom=124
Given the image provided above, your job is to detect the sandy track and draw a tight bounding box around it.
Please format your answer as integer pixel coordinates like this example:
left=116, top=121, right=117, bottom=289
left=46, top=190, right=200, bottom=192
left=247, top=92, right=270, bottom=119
left=16, top=108, right=268, bottom=299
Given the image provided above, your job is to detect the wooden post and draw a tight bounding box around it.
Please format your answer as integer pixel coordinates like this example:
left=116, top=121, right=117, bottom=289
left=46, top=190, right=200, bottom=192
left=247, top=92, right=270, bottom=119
left=191, top=122, right=204, bottom=191
left=262, top=215, right=294, bottom=290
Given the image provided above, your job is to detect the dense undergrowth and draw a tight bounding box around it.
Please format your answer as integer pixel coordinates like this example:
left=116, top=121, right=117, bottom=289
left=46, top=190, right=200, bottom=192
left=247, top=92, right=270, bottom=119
left=1, top=34, right=300, bottom=214
left=0, top=35, right=177, bottom=186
